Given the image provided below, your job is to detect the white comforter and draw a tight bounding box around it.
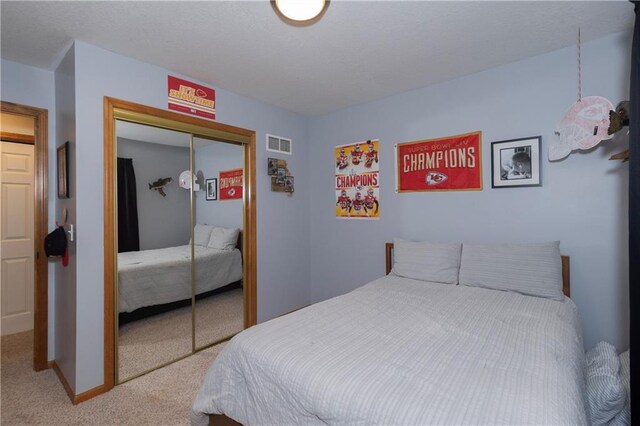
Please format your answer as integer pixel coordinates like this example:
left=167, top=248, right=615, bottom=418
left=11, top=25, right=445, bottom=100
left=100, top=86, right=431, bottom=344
left=118, top=245, right=242, bottom=313
left=192, top=275, right=586, bottom=425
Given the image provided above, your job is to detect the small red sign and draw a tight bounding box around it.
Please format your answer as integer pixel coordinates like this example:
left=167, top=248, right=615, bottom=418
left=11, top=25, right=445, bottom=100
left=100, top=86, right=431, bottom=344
left=219, top=169, right=243, bottom=200
left=168, top=75, right=215, bottom=119
left=396, top=131, right=482, bottom=192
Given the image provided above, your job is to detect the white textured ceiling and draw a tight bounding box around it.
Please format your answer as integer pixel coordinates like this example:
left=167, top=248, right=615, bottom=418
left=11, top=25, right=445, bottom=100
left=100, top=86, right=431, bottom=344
left=0, top=1, right=634, bottom=116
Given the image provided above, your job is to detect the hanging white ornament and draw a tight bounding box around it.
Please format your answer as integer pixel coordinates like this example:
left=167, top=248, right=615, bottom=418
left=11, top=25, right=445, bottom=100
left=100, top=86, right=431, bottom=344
left=549, top=96, right=615, bottom=161
left=178, top=170, right=194, bottom=189
left=548, top=28, right=615, bottom=161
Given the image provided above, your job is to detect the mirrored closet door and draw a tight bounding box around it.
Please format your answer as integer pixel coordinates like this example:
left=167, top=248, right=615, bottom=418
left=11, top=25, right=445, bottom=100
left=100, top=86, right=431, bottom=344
left=114, top=120, right=246, bottom=383
left=193, top=137, right=244, bottom=350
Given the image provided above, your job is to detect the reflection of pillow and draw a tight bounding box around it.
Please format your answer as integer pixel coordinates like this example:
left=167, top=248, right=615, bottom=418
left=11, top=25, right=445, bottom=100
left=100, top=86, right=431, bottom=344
left=609, top=350, right=630, bottom=425
left=193, top=224, right=213, bottom=247
left=459, top=241, right=564, bottom=301
left=208, top=227, right=240, bottom=251
left=391, top=238, right=461, bottom=284
left=584, top=342, right=626, bottom=426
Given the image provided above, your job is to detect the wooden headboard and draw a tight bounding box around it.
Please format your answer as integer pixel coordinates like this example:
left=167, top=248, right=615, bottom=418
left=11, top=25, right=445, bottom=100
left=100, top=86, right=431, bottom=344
left=385, top=242, right=571, bottom=298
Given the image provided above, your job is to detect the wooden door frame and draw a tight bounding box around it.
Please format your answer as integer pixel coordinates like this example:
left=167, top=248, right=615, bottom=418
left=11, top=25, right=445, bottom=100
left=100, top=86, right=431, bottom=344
left=103, top=97, right=257, bottom=392
left=0, top=101, right=49, bottom=371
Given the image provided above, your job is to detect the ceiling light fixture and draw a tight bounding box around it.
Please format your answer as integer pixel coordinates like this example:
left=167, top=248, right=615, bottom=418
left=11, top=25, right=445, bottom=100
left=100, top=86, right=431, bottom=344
left=273, top=0, right=329, bottom=25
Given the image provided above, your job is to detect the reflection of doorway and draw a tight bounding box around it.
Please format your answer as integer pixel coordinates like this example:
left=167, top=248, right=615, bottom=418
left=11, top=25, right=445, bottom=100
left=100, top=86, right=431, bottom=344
left=0, top=102, right=49, bottom=371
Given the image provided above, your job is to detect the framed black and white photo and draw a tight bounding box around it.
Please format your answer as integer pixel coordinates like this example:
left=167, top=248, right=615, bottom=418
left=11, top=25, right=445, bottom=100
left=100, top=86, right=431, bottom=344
left=57, top=141, right=69, bottom=198
left=268, top=158, right=279, bottom=176
left=491, top=136, right=541, bottom=188
left=205, top=178, right=218, bottom=200
left=276, top=167, right=286, bottom=185
left=284, top=176, right=294, bottom=193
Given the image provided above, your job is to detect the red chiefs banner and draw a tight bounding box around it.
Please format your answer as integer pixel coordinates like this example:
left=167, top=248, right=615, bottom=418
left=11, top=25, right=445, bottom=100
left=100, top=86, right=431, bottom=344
left=219, top=168, right=243, bottom=200
left=396, top=131, right=482, bottom=192
left=168, top=75, right=216, bottom=119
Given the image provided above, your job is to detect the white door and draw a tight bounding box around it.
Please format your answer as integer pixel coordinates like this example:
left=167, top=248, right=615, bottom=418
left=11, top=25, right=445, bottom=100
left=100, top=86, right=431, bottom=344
left=0, top=141, right=35, bottom=336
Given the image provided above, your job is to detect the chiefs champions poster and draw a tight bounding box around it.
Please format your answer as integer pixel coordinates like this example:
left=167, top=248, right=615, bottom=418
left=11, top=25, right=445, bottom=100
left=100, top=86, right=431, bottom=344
left=335, top=139, right=380, bottom=219
left=396, top=131, right=482, bottom=192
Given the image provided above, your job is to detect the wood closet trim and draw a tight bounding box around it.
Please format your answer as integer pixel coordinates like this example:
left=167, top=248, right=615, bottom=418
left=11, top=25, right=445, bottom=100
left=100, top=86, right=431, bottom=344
left=103, top=97, right=257, bottom=396
left=1, top=101, right=49, bottom=371
left=53, top=361, right=108, bottom=405
left=104, top=99, right=116, bottom=392
left=244, top=131, right=257, bottom=328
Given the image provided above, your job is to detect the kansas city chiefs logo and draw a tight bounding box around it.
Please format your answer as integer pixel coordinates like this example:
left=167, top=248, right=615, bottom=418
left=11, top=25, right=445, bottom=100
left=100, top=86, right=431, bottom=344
left=196, top=88, right=208, bottom=98
left=426, top=171, right=448, bottom=186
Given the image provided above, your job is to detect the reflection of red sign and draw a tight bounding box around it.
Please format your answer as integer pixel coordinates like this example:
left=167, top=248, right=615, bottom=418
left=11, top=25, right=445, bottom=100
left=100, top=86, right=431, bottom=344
left=396, top=131, right=482, bottom=192
left=219, top=169, right=243, bottom=200
left=168, top=75, right=215, bottom=119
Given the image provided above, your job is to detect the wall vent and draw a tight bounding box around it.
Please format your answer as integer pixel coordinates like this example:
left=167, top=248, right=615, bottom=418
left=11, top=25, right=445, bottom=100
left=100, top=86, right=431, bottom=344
left=266, top=134, right=292, bottom=155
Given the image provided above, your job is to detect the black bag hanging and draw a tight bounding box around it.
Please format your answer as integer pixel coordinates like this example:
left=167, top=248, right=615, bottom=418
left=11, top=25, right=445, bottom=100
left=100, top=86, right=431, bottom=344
left=44, top=226, right=67, bottom=257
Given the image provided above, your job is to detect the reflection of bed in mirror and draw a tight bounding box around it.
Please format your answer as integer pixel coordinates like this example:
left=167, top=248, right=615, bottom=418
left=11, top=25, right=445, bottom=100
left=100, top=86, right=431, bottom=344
left=117, top=226, right=242, bottom=320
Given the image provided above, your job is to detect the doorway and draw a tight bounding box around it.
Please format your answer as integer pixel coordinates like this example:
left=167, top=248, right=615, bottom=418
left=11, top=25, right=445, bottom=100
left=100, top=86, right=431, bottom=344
left=0, top=101, right=49, bottom=371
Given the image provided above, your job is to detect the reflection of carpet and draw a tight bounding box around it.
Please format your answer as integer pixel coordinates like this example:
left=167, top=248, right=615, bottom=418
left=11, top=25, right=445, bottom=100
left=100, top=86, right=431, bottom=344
left=118, top=287, right=243, bottom=381
left=2, top=330, right=226, bottom=425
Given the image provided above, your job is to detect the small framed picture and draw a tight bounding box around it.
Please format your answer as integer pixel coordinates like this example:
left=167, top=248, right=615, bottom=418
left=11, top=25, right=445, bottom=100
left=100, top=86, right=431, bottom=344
left=276, top=167, right=286, bottom=185
left=57, top=141, right=69, bottom=198
left=284, top=176, right=294, bottom=193
left=491, top=136, right=541, bottom=188
left=205, top=178, right=218, bottom=200
left=268, top=158, right=279, bottom=175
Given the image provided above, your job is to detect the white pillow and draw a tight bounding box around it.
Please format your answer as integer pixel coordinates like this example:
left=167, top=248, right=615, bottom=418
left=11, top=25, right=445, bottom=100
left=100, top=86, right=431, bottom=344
left=608, top=350, right=630, bottom=426
left=192, top=224, right=213, bottom=247
left=391, top=238, right=461, bottom=284
left=208, top=227, right=240, bottom=251
left=459, top=241, right=564, bottom=301
left=583, top=342, right=626, bottom=426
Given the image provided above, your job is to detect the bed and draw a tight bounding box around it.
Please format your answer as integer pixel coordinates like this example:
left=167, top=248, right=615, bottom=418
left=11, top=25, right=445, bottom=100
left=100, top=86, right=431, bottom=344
left=192, top=240, right=585, bottom=425
left=118, top=228, right=242, bottom=314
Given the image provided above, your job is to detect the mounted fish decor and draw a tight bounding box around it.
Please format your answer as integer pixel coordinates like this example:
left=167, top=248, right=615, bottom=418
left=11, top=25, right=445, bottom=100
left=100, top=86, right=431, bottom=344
left=148, top=177, right=173, bottom=197
left=608, top=101, right=631, bottom=162
left=609, top=101, right=630, bottom=135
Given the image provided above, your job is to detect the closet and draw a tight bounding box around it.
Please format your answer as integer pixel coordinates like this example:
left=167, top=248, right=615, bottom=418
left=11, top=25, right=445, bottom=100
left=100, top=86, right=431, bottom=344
left=103, top=98, right=256, bottom=385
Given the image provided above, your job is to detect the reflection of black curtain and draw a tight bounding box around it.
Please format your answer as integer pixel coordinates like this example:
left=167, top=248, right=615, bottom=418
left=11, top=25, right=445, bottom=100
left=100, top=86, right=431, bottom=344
left=630, top=1, right=638, bottom=420
left=118, top=158, right=140, bottom=253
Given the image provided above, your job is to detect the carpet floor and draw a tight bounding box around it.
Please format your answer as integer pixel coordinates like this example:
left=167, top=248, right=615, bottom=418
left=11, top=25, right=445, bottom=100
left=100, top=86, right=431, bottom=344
left=2, top=331, right=226, bottom=425
left=119, top=287, right=243, bottom=381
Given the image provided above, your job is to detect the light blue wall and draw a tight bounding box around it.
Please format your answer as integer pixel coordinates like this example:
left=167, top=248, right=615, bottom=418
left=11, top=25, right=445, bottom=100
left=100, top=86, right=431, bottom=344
left=53, top=46, right=78, bottom=390
left=308, top=32, right=631, bottom=351
left=1, top=58, right=58, bottom=362
left=72, top=41, right=310, bottom=392
left=194, top=140, right=244, bottom=230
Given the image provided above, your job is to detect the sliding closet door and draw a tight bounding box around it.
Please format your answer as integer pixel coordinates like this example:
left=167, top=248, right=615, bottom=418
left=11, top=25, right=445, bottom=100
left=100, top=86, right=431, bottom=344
left=115, top=120, right=192, bottom=383
left=192, top=136, right=244, bottom=350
